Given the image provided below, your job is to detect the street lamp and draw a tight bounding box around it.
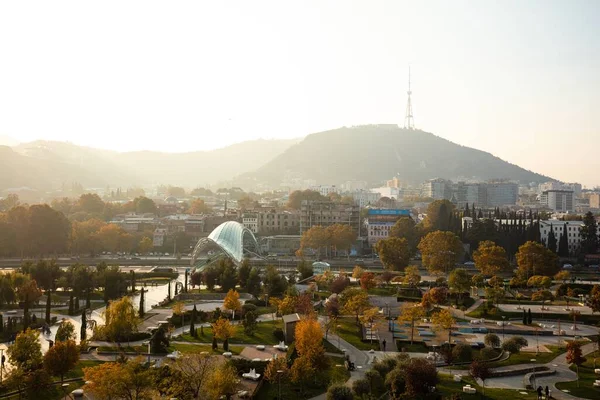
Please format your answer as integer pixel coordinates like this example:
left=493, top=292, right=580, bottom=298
left=277, top=370, right=284, bottom=400
left=501, top=316, right=506, bottom=342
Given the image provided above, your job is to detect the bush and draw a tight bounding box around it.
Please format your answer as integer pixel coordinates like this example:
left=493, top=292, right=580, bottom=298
left=479, top=347, right=498, bottom=361
left=244, top=299, right=267, bottom=307
left=327, top=384, right=354, bottom=400
left=484, top=333, right=500, bottom=348
left=352, top=378, right=370, bottom=398
left=273, top=328, right=284, bottom=342
left=502, top=336, right=528, bottom=354
left=242, top=303, right=257, bottom=314
left=452, top=344, right=473, bottom=363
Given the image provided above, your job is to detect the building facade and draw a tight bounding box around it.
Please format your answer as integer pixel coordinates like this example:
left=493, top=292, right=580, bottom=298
left=366, top=209, right=411, bottom=246
left=299, top=200, right=360, bottom=234
left=539, top=220, right=600, bottom=254
left=541, top=190, right=574, bottom=212
left=485, top=182, right=519, bottom=207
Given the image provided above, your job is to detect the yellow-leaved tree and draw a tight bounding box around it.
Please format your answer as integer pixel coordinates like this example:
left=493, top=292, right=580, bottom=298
left=223, top=289, right=241, bottom=320
left=212, top=317, right=235, bottom=351
left=398, top=303, right=425, bottom=344
left=431, top=308, right=455, bottom=344
left=472, top=240, right=509, bottom=276
left=418, top=230, right=463, bottom=275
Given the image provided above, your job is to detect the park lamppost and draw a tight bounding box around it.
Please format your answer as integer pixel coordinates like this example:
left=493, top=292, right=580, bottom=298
left=277, top=370, right=283, bottom=400
left=501, top=316, right=506, bottom=342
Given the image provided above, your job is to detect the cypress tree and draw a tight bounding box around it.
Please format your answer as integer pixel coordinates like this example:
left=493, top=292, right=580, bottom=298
left=190, top=306, right=197, bottom=338
left=45, top=290, right=51, bottom=323
left=184, top=270, right=189, bottom=293
left=175, top=283, right=179, bottom=296
left=464, top=203, right=470, bottom=217
left=130, top=271, right=136, bottom=293
left=23, top=294, right=30, bottom=331
left=0, top=314, right=3, bottom=333
left=527, top=308, right=533, bottom=325
left=547, top=224, right=557, bottom=253
left=139, top=288, right=145, bottom=318
left=472, top=203, right=476, bottom=220
left=167, top=282, right=172, bottom=301
left=68, top=292, right=74, bottom=315
left=523, top=309, right=527, bottom=325
left=86, top=289, right=91, bottom=309
left=558, top=223, right=569, bottom=257
left=80, top=309, right=87, bottom=341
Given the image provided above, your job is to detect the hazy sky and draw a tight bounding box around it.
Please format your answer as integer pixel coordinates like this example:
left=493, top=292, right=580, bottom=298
left=1, top=1, right=599, bottom=186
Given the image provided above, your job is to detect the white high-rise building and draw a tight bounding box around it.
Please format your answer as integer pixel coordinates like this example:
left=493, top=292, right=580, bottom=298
left=541, top=190, right=574, bottom=212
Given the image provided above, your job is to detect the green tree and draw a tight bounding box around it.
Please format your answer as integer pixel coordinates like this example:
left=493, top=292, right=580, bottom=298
left=558, top=223, right=570, bottom=257
left=423, top=199, right=455, bottom=232
left=56, top=320, right=76, bottom=342
left=547, top=224, right=557, bottom=253
left=98, top=296, right=138, bottom=343
left=238, top=258, right=251, bottom=288
left=580, top=211, right=598, bottom=254
left=7, top=328, right=43, bottom=372
left=327, top=384, right=354, bottom=400
left=243, top=311, right=258, bottom=335
left=81, top=309, right=87, bottom=341
left=375, top=237, right=411, bottom=271
left=448, top=268, right=471, bottom=303
left=390, top=216, right=419, bottom=253
left=418, top=231, right=463, bottom=275
left=287, top=190, right=327, bottom=210
left=502, top=336, right=528, bottom=353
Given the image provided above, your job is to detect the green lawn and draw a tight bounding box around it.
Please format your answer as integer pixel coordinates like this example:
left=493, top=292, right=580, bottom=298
left=323, top=339, right=343, bottom=354
left=65, top=359, right=104, bottom=379
left=396, top=340, right=430, bottom=353
left=437, top=373, right=537, bottom=399
left=489, top=347, right=563, bottom=368
left=556, top=351, right=600, bottom=399
left=254, top=356, right=350, bottom=400
left=334, top=317, right=378, bottom=351
left=169, top=343, right=244, bottom=355
left=178, top=320, right=283, bottom=345
left=97, top=345, right=147, bottom=353
left=255, top=306, right=277, bottom=315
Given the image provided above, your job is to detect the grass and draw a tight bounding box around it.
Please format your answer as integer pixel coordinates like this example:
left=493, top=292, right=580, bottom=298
left=255, top=306, right=276, bottom=315
left=396, top=340, right=430, bottom=353
left=254, top=356, right=350, bottom=400
left=178, top=320, right=283, bottom=345
left=168, top=343, right=244, bottom=355
left=437, top=373, right=537, bottom=399
left=556, top=351, right=600, bottom=399
left=334, top=317, right=378, bottom=351
left=65, top=360, right=104, bottom=379
left=323, top=339, right=343, bottom=354
left=488, top=347, right=564, bottom=368
left=97, top=345, right=147, bottom=353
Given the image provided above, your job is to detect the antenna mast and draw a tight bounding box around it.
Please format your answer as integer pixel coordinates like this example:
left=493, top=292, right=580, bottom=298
left=404, top=66, right=415, bottom=129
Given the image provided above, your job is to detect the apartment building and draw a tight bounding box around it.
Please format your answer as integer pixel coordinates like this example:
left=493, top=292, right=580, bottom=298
left=299, top=200, right=360, bottom=234
left=540, top=190, right=575, bottom=212
left=366, top=209, right=411, bottom=246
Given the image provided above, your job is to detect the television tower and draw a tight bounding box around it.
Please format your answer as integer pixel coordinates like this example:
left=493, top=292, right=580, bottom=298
left=404, top=66, right=415, bottom=130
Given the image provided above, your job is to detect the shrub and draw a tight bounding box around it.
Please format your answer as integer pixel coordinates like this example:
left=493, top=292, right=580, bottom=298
left=273, top=328, right=285, bottom=342
left=352, top=378, right=370, bottom=398
left=484, top=333, right=500, bottom=348
left=327, top=384, right=354, bottom=400
left=242, top=303, right=257, bottom=314
left=452, top=344, right=473, bottom=363
left=502, top=336, right=528, bottom=354
left=479, top=347, right=498, bottom=361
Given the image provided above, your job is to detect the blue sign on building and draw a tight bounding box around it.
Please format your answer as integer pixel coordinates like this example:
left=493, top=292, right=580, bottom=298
left=367, top=209, right=410, bottom=216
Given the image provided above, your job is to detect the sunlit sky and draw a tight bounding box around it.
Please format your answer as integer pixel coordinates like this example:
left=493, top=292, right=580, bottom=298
left=1, top=1, right=599, bottom=187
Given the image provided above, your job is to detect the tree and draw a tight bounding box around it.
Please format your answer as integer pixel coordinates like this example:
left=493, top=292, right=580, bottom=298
left=238, top=259, right=251, bottom=288
left=340, top=287, right=371, bottom=323
left=206, top=362, right=239, bottom=400
left=327, top=384, right=354, bottom=400
left=566, top=341, right=586, bottom=387
left=390, top=216, right=419, bottom=253
left=290, top=356, right=316, bottom=395
left=531, top=290, right=554, bottom=306
left=246, top=267, right=262, bottom=297
left=375, top=237, right=412, bottom=271
left=547, top=224, right=557, bottom=253
left=150, top=325, right=170, bottom=354
left=78, top=193, right=105, bottom=213
left=297, top=260, right=314, bottom=280
left=470, top=360, right=491, bottom=394
left=84, top=359, right=155, bottom=400
left=139, top=287, right=145, bottom=318
left=287, top=190, right=327, bottom=209
left=403, top=265, right=421, bottom=287
left=330, top=275, right=350, bottom=294
left=403, top=358, right=438, bottom=396
left=427, top=286, right=448, bottom=306
left=452, top=343, right=473, bottom=362
left=472, top=240, right=509, bottom=276
left=7, top=328, right=43, bottom=372
left=295, top=318, right=325, bottom=363
left=423, top=200, right=455, bottom=232
left=43, top=339, right=79, bottom=383
left=580, top=211, right=598, bottom=254
left=80, top=310, right=88, bottom=341
left=431, top=309, right=455, bottom=344
left=300, top=225, right=330, bottom=257
left=188, top=198, right=211, bottom=214
left=328, top=224, right=357, bottom=258
left=502, top=336, right=528, bottom=354
left=448, top=268, right=471, bottom=303
left=352, top=266, right=365, bottom=279
left=170, top=353, right=218, bottom=398
left=264, top=357, right=289, bottom=383
left=588, top=285, right=600, bottom=313
left=359, top=272, right=376, bottom=290
left=398, top=303, right=425, bottom=344
left=484, top=333, right=500, bottom=348
left=55, top=320, right=76, bottom=342
left=558, top=223, right=570, bottom=257
left=516, top=241, right=559, bottom=279
left=138, top=237, right=153, bottom=255
left=212, top=318, right=235, bottom=351
left=243, top=311, right=258, bottom=335
left=418, top=231, right=463, bottom=275
left=223, top=289, right=241, bottom=320
left=97, top=296, right=138, bottom=343
left=219, top=259, right=238, bottom=293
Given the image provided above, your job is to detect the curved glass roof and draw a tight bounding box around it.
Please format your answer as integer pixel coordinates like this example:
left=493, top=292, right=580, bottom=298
left=190, top=221, right=259, bottom=267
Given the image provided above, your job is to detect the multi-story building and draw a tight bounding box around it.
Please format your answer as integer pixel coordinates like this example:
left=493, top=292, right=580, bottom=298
left=588, top=193, right=600, bottom=209
left=310, top=185, right=341, bottom=197
left=485, top=182, right=519, bottom=207
left=109, top=214, right=158, bottom=233
left=539, top=220, right=600, bottom=254
left=242, top=212, right=259, bottom=233
left=540, top=190, right=574, bottom=212
left=299, top=200, right=360, bottom=235
left=260, top=235, right=302, bottom=256
left=386, top=176, right=401, bottom=188
left=422, top=178, right=452, bottom=200
left=349, top=190, right=380, bottom=207
left=366, top=209, right=411, bottom=246
left=242, top=210, right=299, bottom=235
left=341, top=180, right=368, bottom=191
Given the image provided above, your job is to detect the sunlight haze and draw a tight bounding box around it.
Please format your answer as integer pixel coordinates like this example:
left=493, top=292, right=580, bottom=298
left=0, top=0, right=599, bottom=186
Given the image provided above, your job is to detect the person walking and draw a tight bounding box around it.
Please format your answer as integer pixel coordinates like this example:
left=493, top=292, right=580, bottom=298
left=536, top=386, right=543, bottom=400
left=545, top=386, right=550, bottom=400
left=382, top=339, right=386, bottom=352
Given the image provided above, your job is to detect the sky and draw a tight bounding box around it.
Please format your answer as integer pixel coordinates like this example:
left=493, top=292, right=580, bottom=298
left=0, top=1, right=599, bottom=187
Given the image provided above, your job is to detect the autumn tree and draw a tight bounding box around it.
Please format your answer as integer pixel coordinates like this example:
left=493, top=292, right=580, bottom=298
left=418, top=231, right=463, bottom=275
left=223, top=289, right=241, bottom=320
left=352, top=266, right=365, bottom=279
left=328, top=224, right=357, bottom=257
left=138, top=237, right=153, bottom=255
left=448, top=268, right=471, bottom=304
left=470, top=360, right=491, bottom=394
left=212, top=318, right=235, bottom=351
left=516, top=241, right=559, bottom=279
left=97, top=296, right=138, bottom=343
left=403, top=358, right=438, bottom=396
left=188, top=198, right=211, bottom=214
left=330, top=275, right=350, bottom=294
left=264, top=357, right=289, bottom=383
left=287, top=190, right=327, bottom=209
left=7, top=328, right=43, bottom=372
left=206, top=362, right=239, bottom=400
left=170, top=353, right=218, bottom=398
left=403, top=265, right=421, bottom=287
left=531, top=290, right=554, bottom=306
left=588, top=285, right=600, bottom=313
left=291, top=356, right=316, bottom=396
left=340, top=287, right=371, bottom=323
left=84, top=358, right=155, bottom=399
left=295, top=318, right=325, bottom=364
left=375, top=237, right=411, bottom=271
left=398, top=303, right=425, bottom=344
left=55, top=320, right=76, bottom=342
left=431, top=309, right=455, bottom=344
left=390, top=216, right=419, bottom=253
left=359, top=272, right=376, bottom=290
left=300, top=225, right=330, bottom=257
left=472, top=240, right=509, bottom=276
left=566, top=341, right=586, bottom=387
left=43, top=339, right=79, bottom=383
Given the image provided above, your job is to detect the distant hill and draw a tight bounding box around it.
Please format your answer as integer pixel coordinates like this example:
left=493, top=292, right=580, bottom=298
left=241, top=125, right=552, bottom=186
left=0, top=135, right=19, bottom=147
left=6, top=138, right=299, bottom=191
